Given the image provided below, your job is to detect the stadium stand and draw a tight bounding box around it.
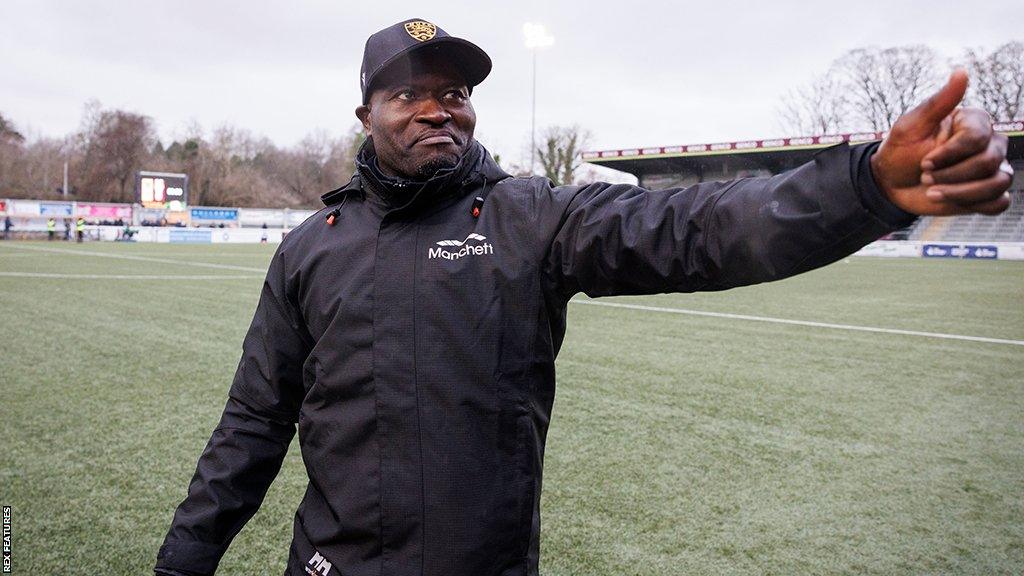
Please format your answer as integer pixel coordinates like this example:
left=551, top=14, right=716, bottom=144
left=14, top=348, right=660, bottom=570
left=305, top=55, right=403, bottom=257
left=908, top=189, right=1024, bottom=242
left=584, top=122, right=1024, bottom=252
left=582, top=123, right=1022, bottom=194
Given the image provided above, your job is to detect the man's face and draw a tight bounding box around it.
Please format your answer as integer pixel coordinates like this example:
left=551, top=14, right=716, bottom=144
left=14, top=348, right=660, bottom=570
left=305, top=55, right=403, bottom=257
left=356, top=52, right=476, bottom=180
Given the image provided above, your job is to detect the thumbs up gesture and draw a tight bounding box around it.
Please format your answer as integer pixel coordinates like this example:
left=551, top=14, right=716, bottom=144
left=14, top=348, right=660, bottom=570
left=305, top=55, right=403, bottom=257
left=869, top=69, right=1013, bottom=216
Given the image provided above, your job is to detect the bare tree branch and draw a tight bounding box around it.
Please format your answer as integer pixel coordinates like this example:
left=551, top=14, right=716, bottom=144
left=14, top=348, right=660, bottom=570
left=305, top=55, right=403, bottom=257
left=0, top=104, right=365, bottom=207
left=779, top=70, right=849, bottom=135
left=536, top=125, right=591, bottom=186
left=835, top=46, right=941, bottom=131
left=780, top=45, right=944, bottom=134
left=961, top=41, right=1024, bottom=121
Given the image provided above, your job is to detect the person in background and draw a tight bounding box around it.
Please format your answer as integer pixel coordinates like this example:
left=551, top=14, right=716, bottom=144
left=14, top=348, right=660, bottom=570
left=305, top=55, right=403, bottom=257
left=46, top=217, right=55, bottom=240
left=63, top=218, right=71, bottom=241
left=75, top=217, right=85, bottom=243
left=3, top=216, right=12, bottom=240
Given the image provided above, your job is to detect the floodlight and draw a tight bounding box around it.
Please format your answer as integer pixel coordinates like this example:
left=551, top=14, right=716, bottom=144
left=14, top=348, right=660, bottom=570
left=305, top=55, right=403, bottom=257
left=523, top=23, right=554, bottom=49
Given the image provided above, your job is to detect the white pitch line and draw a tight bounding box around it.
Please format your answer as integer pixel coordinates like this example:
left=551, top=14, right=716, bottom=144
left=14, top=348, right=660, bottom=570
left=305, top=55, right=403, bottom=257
left=93, top=252, right=268, bottom=257
left=5, top=243, right=1019, bottom=347
left=571, top=299, right=1024, bottom=347
left=0, top=243, right=266, bottom=273
left=0, top=272, right=261, bottom=280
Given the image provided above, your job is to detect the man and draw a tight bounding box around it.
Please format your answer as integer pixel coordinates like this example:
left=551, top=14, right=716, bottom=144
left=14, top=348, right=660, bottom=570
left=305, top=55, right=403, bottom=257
left=46, top=217, right=55, bottom=240
left=154, top=18, right=1011, bottom=576
left=75, top=217, right=85, bottom=243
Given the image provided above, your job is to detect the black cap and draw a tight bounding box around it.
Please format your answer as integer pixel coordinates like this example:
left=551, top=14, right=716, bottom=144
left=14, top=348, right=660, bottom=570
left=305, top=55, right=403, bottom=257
left=360, top=18, right=492, bottom=104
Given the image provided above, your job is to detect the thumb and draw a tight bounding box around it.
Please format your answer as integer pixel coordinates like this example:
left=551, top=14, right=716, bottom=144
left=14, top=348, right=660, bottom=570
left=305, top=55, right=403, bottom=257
left=904, top=69, right=969, bottom=129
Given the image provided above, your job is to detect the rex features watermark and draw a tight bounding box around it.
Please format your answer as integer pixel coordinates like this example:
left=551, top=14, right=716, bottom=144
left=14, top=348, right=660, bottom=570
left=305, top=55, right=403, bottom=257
left=3, top=506, right=11, bottom=573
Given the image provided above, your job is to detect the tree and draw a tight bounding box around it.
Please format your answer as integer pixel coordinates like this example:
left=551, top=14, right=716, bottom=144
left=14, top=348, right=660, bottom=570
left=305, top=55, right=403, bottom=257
left=0, top=112, right=25, bottom=144
left=835, top=46, right=941, bottom=131
left=780, top=45, right=943, bottom=134
left=779, top=71, right=848, bottom=135
left=961, top=41, right=1024, bottom=121
left=159, top=121, right=213, bottom=206
left=0, top=113, right=71, bottom=199
left=347, top=125, right=367, bottom=160
left=199, top=126, right=277, bottom=207
left=1, top=104, right=366, bottom=207
left=536, top=125, right=590, bottom=186
left=0, top=113, right=25, bottom=194
left=77, top=107, right=157, bottom=202
left=252, top=126, right=361, bottom=208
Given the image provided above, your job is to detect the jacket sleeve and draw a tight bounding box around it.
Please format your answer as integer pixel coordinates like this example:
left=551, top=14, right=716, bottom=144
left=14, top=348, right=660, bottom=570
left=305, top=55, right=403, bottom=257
left=541, top=141, right=916, bottom=299
left=154, top=243, right=313, bottom=576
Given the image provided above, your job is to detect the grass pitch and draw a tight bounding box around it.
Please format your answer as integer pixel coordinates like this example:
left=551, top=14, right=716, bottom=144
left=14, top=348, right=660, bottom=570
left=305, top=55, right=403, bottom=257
left=0, top=241, right=1022, bottom=575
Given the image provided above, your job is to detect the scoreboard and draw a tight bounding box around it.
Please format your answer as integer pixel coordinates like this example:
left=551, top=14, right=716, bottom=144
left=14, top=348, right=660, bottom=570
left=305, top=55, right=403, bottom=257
left=137, top=171, right=188, bottom=210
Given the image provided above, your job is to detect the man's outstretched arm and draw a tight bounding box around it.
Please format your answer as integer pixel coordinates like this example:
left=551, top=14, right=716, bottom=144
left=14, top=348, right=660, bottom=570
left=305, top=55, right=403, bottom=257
left=155, top=244, right=313, bottom=576
left=539, top=70, right=1010, bottom=298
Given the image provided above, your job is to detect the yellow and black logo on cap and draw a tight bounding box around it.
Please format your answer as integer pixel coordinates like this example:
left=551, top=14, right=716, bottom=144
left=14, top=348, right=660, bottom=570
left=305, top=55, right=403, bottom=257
left=404, top=21, right=436, bottom=42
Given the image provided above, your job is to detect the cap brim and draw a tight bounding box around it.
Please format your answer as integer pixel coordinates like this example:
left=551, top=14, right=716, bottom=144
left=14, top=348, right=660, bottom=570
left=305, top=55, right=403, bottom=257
left=364, top=37, right=492, bottom=103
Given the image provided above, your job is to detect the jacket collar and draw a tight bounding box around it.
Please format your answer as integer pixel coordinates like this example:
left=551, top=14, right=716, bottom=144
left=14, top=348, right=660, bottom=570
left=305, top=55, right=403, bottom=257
left=321, top=138, right=509, bottom=212
left=320, top=173, right=364, bottom=207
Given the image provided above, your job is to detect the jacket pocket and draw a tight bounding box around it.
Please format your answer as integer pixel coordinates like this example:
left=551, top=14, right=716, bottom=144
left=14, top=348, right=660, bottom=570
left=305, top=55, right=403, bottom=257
left=515, top=413, right=538, bottom=561
left=298, top=357, right=321, bottom=430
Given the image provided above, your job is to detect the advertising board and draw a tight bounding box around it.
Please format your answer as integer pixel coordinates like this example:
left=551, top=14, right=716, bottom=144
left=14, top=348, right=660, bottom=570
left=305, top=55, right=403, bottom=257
left=239, top=208, right=285, bottom=227
left=77, top=203, right=132, bottom=219
left=922, top=244, right=998, bottom=259
left=168, top=229, right=212, bottom=244
left=191, top=208, right=238, bottom=221
left=39, top=202, right=73, bottom=217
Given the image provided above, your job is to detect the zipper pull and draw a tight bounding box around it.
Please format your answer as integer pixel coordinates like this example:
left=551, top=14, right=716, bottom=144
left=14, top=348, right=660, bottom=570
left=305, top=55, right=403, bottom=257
left=326, top=207, right=341, bottom=226
left=471, top=196, right=484, bottom=218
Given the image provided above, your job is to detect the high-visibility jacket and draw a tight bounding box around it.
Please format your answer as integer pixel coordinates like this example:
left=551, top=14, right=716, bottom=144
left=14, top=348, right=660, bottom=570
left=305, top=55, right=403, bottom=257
left=155, top=139, right=914, bottom=576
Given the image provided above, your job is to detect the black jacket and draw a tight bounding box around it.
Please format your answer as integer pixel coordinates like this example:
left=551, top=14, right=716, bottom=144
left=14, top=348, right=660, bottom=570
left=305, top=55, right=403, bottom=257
left=155, top=140, right=913, bottom=576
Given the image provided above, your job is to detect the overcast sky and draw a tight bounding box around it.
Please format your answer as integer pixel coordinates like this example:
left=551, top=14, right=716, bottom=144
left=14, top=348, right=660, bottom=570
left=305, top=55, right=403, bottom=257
left=1, top=0, right=1020, bottom=170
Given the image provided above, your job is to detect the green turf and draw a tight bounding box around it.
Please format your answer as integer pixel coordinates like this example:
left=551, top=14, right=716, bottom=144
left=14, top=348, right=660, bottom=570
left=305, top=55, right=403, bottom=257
left=1, top=241, right=1022, bottom=575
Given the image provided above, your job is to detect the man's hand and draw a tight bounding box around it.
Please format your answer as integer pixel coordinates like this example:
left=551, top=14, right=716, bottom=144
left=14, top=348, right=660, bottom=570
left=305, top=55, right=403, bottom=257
left=869, top=69, right=1013, bottom=216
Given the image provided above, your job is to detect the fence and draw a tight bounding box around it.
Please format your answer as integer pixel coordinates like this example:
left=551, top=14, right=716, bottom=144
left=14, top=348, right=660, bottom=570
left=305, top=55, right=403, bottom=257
left=0, top=199, right=316, bottom=232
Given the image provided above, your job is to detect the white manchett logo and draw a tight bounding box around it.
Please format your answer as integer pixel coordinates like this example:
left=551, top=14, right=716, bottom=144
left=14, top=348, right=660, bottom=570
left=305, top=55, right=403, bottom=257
left=429, top=233, right=494, bottom=260
left=306, top=550, right=333, bottom=576
left=436, top=233, right=486, bottom=247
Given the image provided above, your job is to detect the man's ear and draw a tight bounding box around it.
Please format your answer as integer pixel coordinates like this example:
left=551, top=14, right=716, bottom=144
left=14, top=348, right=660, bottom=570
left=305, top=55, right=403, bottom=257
left=355, top=105, right=372, bottom=135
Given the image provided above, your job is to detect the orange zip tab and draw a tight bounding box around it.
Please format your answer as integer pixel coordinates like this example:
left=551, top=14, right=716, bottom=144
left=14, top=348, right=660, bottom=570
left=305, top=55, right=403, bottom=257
left=326, top=207, right=340, bottom=226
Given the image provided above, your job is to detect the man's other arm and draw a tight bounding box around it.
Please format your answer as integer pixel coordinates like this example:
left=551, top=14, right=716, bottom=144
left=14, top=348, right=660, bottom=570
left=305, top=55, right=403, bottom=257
left=154, top=244, right=313, bottom=576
